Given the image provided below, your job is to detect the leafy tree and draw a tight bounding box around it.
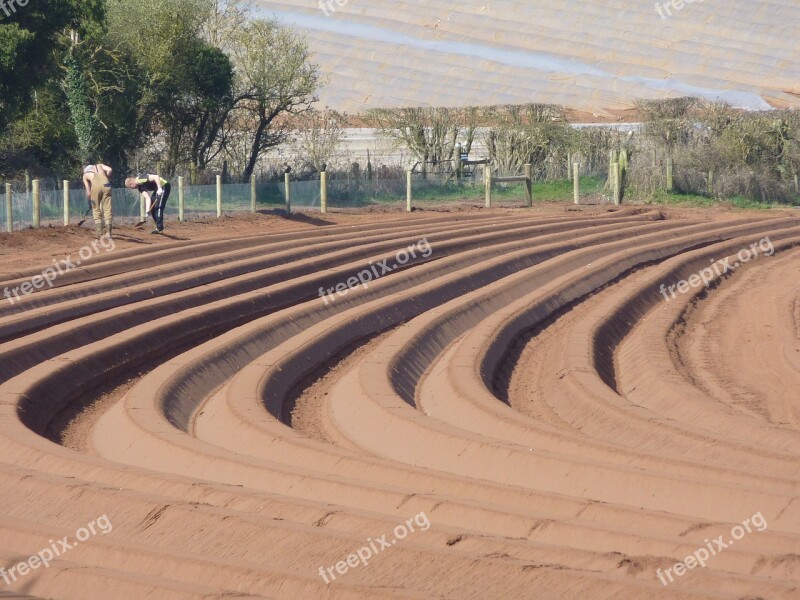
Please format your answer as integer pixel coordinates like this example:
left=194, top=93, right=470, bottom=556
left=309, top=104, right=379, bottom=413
left=106, top=0, right=221, bottom=173
left=183, top=41, right=234, bottom=171
left=0, top=0, right=74, bottom=132
left=0, top=0, right=128, bottom=175
left=0, top=86, right=79, bottom=177
left=229, top=18, right=320, bottom=181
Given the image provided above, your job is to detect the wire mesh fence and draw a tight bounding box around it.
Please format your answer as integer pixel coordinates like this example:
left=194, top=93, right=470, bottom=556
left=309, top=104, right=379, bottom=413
left=1, top=164, right=613, bottom=231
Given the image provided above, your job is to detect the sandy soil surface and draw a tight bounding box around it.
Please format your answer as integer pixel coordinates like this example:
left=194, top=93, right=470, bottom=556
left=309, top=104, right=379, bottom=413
left=0, top=204, right=798, bottom=599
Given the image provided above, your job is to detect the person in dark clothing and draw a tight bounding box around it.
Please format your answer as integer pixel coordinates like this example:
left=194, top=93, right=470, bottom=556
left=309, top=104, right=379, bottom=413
left=125, top=174, right=171, bottom=234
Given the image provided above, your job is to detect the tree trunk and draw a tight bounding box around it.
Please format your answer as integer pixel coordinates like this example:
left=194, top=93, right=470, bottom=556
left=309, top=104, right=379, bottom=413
left=243, top=117, right=268, bottom=183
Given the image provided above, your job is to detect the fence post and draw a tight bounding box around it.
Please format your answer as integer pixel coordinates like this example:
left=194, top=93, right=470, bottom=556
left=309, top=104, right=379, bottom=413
left=707, top=169, right=714, bottom=196
left=524, top=164, right=532, bottom=207
left=32, top=179, right=40, bottom=228
left=612, top=162, right=621, bottom=205
left=250, top=174, right=257, bottom=214
left=140, top=195, right=146, bottom=222
left=284, top=172, right=291, bottom=215
left=567, top=153, right=572, bottom=180
left=573, top=162, right=580, bottom=205
left=178, top=176, right=185, bottom=222
left=5, top=183, right=11, bottom=233
left=666, top=156, right=674, bottom=192
left=484, top=165, right=492, bottom=208
left=406, top=170, right=412, bottom=212
left=216, top=175, right=222, bottom=217
left=63, top=180, right=70, bottom=226
left=795, top=172, right=799, bottom=195
left=320, top=170, right=328, bottom=214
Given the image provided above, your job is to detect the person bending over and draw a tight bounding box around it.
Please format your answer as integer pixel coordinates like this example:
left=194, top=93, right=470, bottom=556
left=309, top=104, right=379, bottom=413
left=82, top=163, right=114, bottom=238
left=125, top=174, right=170, bottom=234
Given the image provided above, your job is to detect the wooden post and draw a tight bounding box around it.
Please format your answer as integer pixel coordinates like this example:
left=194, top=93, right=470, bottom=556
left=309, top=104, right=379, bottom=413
left=284, top=172, right=291, bottom=215
left=216, top=175, right=222, bottom=217
left=250, top=174, right=256, bottom=213
left=178, top=176, right=185, bottom=222
left=567, top=153, right=572, bottom=180
left=24, top=170, right=30, bottom=198
left=707, top=169, right=714, bottom=196
left=524, top=163, right=532, bottom=207
left=63, top=180, right=70, bottom=226
left=666, top=155, right=674, bottom=192
left=484, top=165, right=492, bottom=208
left=32, top=179, right=40, bottom=228
left=320, top=170, right=328, bottom=213
left=573, top=162, right=580, bottom=205
left=5, top=183, right=11, bottom=233
left=140, top=195, right=146, bottom=222
left=794, top=172, right=799, bottom=195
left=612, top=162, right=621, bottom=205
left=406, top=170, right=412, bottom=212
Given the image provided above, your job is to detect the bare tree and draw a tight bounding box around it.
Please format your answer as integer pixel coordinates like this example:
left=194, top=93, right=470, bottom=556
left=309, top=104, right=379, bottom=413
left=484, top=104, right=569, bottom=176
left=293, top=108, right=348, bottom=173
left=365, top=106, right=483, bottom=176
left=636, top=97, right=697, bottom=153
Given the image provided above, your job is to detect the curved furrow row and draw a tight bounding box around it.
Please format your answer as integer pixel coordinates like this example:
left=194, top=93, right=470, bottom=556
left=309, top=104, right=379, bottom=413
left=547, top=232, right=800, bottom=462
left=94, top=219, right=792, bottom=592
left=654, top=249, right=800, bottom=430
left=2, top=209, right=798, bottom=599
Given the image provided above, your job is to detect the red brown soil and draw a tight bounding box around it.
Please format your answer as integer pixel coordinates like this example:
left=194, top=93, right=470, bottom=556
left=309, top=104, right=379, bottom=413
left=0, top=204, right=798, bottom=600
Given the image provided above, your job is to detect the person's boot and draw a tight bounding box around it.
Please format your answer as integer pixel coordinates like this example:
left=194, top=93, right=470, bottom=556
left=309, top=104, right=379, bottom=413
left=104, top=223, right=113, bottom=239
left=95, top=222, right=103, bottom=238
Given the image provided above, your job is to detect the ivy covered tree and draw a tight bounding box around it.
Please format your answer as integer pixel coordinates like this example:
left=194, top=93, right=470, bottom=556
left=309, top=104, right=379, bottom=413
left=64, top=41, right=99, bottom=162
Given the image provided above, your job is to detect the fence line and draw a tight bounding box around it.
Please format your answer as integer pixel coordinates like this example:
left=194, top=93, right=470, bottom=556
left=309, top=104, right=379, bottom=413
left=1, top=162, right=613, bottom=231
